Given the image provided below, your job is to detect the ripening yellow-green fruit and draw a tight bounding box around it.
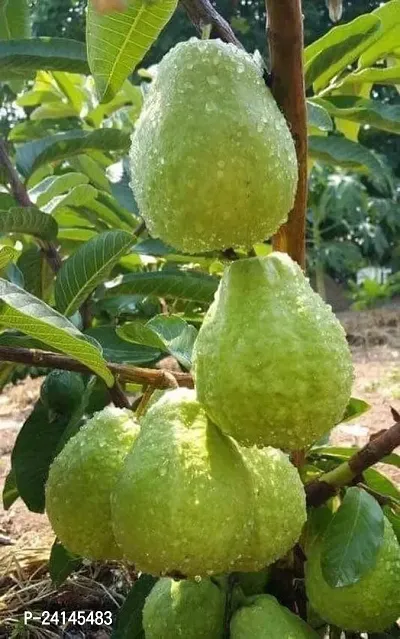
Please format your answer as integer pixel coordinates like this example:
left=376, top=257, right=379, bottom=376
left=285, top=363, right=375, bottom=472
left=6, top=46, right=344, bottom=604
left=193, top=253, right=353, bottom=450
left=45, top=407, right=139, bottom=560
left=129, top=38, right=298, bottom=253
left=143, top=577, right=225, bottom=638
left=305, top=517, right=400, bottom=632
left=230, top=595, right=319, bottom=638
left=111, top=388, right=306, bottom=577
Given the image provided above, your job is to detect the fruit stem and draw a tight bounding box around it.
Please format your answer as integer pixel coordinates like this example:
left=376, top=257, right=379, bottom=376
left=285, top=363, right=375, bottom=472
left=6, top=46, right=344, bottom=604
left=265, top=0, right=308, bottom=269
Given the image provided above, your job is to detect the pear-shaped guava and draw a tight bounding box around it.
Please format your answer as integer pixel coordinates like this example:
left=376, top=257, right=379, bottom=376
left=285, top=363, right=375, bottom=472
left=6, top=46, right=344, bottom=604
left=305, top=516, right=400, bottom=632
left=45, top=406, right=139, bottom=560
left=111, top=388, right=306, bottom=577
left=143, top=577, right=225, bottom=638
left=230, top=594, right=319, bottom=638
left=129, top=38, right=297, bottom=253
left=193, top=253, right=353, bottom=450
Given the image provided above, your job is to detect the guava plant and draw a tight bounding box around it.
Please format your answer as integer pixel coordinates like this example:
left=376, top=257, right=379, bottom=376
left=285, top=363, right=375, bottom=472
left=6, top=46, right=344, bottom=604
left=0, top=0, right=400, bottom=637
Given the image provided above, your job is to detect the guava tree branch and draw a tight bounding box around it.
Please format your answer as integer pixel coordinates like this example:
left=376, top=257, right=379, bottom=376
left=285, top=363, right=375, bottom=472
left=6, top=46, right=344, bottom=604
left=305, top=407, right=400, bottom=507
left=180, top=0, right=243, bottom=48
left=0, top=140, right=62, bottom=274
left=0, top=345, right=193, bottom=389
left=266, top=0, right=308, bottom=269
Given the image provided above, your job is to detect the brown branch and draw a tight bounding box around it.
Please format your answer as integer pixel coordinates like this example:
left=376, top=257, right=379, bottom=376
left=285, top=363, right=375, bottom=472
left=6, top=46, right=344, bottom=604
left=305, top=411, right=400, bottom=507
left=266, top=0, right=308, bottom=269
left=180, top=0, right=243, bottom=48
left=0, top=140, right=62, bottom=273
left=0, top=345, right=193, bottom=389
left=108, top=379, right=132, bottom=409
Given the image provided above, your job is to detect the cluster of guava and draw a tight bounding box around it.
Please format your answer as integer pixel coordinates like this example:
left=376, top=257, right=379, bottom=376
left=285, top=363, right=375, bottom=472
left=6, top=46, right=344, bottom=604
left=45, top=37, right=400, bottom=637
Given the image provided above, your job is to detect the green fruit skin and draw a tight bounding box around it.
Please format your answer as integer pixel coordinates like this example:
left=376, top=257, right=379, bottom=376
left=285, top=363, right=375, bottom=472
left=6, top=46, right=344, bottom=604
left=230, top=594, right=319, bottom=638
left=40, top=370, right=85, bottom=414
left=45, top=406, right=139, bottom=560
left=305, top=517, right=400, bottom=632
left=111, top=388, right=306, bottom=577
left=143, top=577, right=225, bottom=638
left=193, top=253, right=353, bottom=450
left=130, top=38, right=297, bottom=254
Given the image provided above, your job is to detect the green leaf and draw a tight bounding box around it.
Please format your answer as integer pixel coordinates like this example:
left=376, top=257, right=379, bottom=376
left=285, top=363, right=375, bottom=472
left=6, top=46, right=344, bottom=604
left=303, top=505, right=334, bottom=552
left=359, top=0, right=400, bottom=69
left=86, top=326, right=161, bottom=365
left=57, top=228, right=98, bottom=243
left=338, top=65, right=400, bottom=88
left=111, top=574, right=158, bottom=639
left=0, top=206, right=58, bottom=241
left=307, top=100, right=333, bottom=132
left=17, top=246, right=54, bottom=300
left=2, top=467, right=19, bottom=510
left=304, top=14, right=381, bottom=91
left=29, top=173, right=90, bottom=208
left=107, top=270, right=219, bottom=303
left=43, top=184, right=98, bottom=215
left=321, top=487, right=384, bottom=588
left=11, top=400, right=70, bottom=512
left=342, top=397, right=371, bottom=422
left=314, top=96, right=400, bottom=134
left=118, top=315, right=197, bottom=370
left=308, top=135, right=390, bottom=193
left=384, top=506, right=400, bottom=543
left=30, top=102, right=79, bottom=121
left=87, top=0, right=178, bottom=102
left=0, top=38, right=89, bottom=81
left=0, top=0, right=30, bottom=40
left=16, top=129, right=130, bottom=178
left=364, top=468, right=400, bottom=503
left=49, top=540, right=82, bottom=586
left=55, top=230, right=133, bottom=316
left=0, top=279, right=113, bottom=386
left=0, top=246, right=17, bottom=271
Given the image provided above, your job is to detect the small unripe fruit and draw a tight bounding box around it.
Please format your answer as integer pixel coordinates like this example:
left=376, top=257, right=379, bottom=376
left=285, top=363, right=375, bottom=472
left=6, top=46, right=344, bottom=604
left=130, top=38, right=297, bottom=253
left=305, top=517, right=400, bottom=632
left=46, top=407, right=139, bottom=560
left=111, top=389, right=306, bottom=576
left=193, top=253, right=353, bottom=450
left=230, top=594, right=319, bottom=638
left=40, top=370, right=85, bottom=415
left=143, top=577, right=225, bottom=638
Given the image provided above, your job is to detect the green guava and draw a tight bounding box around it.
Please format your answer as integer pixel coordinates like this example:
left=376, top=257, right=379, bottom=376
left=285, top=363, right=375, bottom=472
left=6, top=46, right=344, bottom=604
left=193, top=253, right=353, bottom=450
left=142, top=577, right=225, bottom=638
left=45, top=406, right=139, bottom=560
left=129, top=38, right=297, bottom=254
left=305, top=516, right=400, bottom=632
left=40, top=370, right=85, bottom=415
left=230, top=595, right=319, bottom=638
left=111, top=388, right=306, bottom=577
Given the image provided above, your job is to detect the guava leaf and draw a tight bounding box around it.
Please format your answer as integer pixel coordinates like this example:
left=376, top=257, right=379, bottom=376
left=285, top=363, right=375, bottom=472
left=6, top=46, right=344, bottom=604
left=341, top=397, right=371, bottom=422
left=49, top=539, right=82, bottom=586
left=86, top=326, right=161, bottom=365
left=321, top=487, right=384, bottom=587
left=111, top=574, right=158, bottom=639
left=0, top=206, right=58, bottom=241
left=107, top=270, right=219, bottom=303
left=2, top=467, right=19, bottom=510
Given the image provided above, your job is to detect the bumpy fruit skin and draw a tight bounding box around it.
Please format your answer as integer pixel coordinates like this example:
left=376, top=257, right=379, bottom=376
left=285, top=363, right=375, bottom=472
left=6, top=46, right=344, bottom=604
left=129, top=38, right=297, bottom=253
left=230, top=595, right=319, bottom=638
left=40, top=370, right=85, bottom=414
left=193, top=253, right=353, bottom=450
left=111, top=388, right=306, bottom=577
left=305, top=517, right=400, bottom=632
left=45, top=406, right=139, bottom=560
left=143, top=577, right=225, bottom=638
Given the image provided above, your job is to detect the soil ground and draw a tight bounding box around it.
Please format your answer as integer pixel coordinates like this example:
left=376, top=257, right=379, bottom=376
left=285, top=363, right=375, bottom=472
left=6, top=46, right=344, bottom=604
left=0, top=308, right=399, bottom=636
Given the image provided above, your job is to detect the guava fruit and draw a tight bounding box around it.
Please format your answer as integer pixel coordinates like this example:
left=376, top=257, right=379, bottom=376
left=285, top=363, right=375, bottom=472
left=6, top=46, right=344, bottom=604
left=45, top=406, right=139, bottom=560
left=305, top=516, right=400, bottom=632
left=230, top=594, right=319, bottom=638
left=129, top=38, right=297, bottom=254
left=193, top=252, right=353, bottom=450
left=40, top=370, right=85, bottom=415
left=111, top=388, right=306, bottom=577
left=143, top=577, right=225, bottom=638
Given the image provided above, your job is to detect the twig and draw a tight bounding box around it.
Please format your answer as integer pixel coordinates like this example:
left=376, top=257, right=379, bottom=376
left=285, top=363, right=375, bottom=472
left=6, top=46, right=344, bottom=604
left=180, top=0, right=243, bottom=48
left=108, top=379, right=131, bottom=409
left=0, top=345, right=194, bottom=389
left=266, top=0, right=308, bottom=269
left=305, top=410, right=400, bottom=507
left=133, top=219, right=146, bottom=237
left=0, top=140, right=62, bottom=273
